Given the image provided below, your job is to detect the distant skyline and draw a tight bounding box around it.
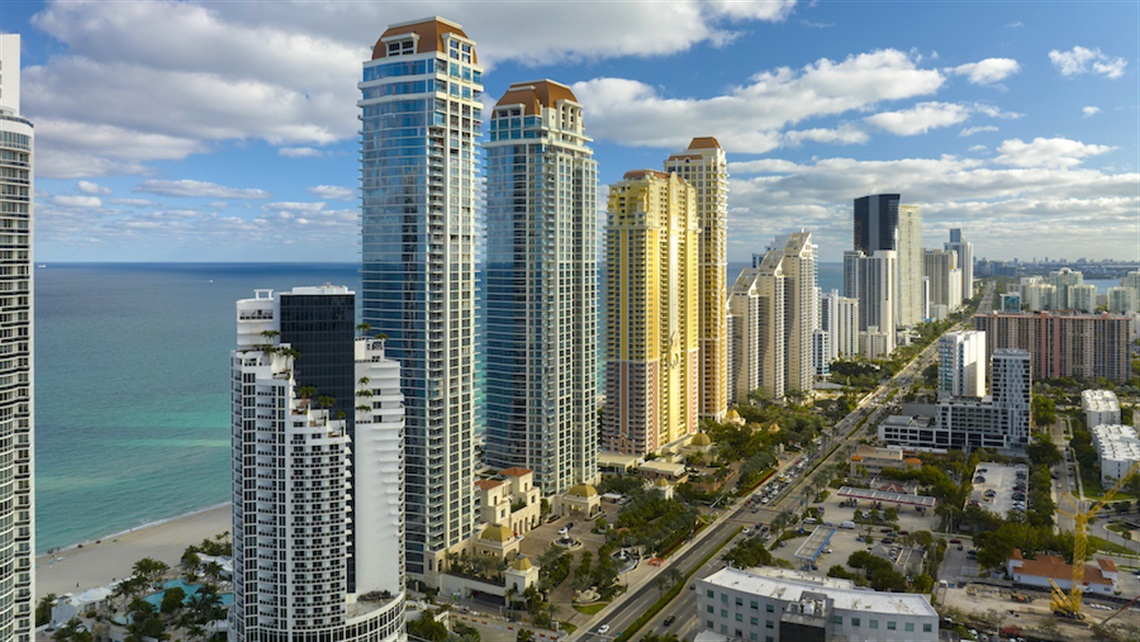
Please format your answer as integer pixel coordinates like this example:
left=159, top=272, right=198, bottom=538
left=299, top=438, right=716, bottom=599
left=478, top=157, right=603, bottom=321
left=2, top=0, right=1136, bottom=263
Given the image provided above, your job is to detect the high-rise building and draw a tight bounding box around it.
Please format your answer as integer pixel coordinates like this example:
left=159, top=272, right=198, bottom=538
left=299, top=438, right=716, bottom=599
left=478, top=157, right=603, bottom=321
left=483, top=80, right=597, bottom=494
left=820, top=290, right=859, bottom=360
left=726, top=266, right=764, bottom=405
left=844, top=249, right=897, bottom=357
left=923, top=248, right=962, bottom=314
left=1050, top=267, right=1084, bottom=310
left=0, top=33, right=33, bottom=639
left=937, top=331, right=986, bottom=399
left=853, top=194, right=921, bottom=327
left=1020, top=277, right=1056, bottom=311
left=603, top=170, right=698, bottom=455
left=359, top=17, right=482, bottom=583
left=230, top=289, right=405, bottom=642
left=1107, top=286, right=1135, bottom=315
left=664, top=138, right=728, bottom=421
left=945, top=228, right=974, bottom=300
left=1069, top=284, right=1097, bottom=314
left=973, top=310, right=1133, bottom=382
left=775, top=232, right=817, bottom=395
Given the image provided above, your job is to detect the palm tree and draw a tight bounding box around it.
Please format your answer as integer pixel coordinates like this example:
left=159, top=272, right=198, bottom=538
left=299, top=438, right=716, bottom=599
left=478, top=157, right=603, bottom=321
left=356, top=322, right=371, bottom=336
left=297, top=386, right=317, bottom=401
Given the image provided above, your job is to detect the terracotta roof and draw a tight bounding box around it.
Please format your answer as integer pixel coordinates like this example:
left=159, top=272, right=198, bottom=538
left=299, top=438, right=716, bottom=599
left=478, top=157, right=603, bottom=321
left=850, top=455, right=864, bottom=462
left=1009, top=549, right=1113, bottom=585
left=475, top=479, right=503, bottom=491
left=904, top=457, right=923, bottom=465
left=495, top=80, right=577, bottom=115
left=1097, top=558, right=1118, bottom=573
left=688, top=136, right=722, bottom=149
left=499, top=467, right=532, bottom=477
left=622, top=169, right=671, bottom=181
left=372, top=16, right=476, bottom=63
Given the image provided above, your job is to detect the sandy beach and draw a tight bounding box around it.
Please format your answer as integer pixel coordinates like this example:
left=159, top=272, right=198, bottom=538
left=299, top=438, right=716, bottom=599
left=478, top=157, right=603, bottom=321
left=35, top=504, right=232, bottom=599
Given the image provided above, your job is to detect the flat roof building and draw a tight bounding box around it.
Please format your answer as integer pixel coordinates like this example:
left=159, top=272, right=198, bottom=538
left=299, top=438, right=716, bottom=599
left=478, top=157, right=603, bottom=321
left=1081, top=389, right=1121, bottom=430
left=1089, top=424, right=1140, bottom=486
left=973, top=310, right=1133, bottom=382
left=697, top=567, right=938, bottom=642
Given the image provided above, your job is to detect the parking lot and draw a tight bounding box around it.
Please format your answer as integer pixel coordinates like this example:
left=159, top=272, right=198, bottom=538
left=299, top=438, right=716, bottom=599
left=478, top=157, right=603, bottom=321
left=968, top=462, right=1028, bottom=517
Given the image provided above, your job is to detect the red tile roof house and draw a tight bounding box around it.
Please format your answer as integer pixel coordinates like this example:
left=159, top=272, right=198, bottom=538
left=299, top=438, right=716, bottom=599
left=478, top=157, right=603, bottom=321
left=1006, top=549, right=1119, bottom=595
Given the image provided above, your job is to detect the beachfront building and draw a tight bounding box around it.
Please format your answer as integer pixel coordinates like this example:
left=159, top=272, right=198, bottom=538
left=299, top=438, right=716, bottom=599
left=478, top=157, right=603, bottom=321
left=696, top=566, right=938, bottom=642
left=852, top=194, right=922, bottom=328
left=0, top=33, right=34, bottom=640
left=664, top=137, right=729, bottom=421
left=230, top=290, right=405, bottom=642
left=360, top=16, right=481, bottom=585
left=973, top=310, right=1134, bottom=382
left=820, top=289, right=859, bottom=360
left=483, top=79, right=598, bottom=495
left=844, top=249, right=897, bottom=357
left=603, top=169, right=699, bottom=455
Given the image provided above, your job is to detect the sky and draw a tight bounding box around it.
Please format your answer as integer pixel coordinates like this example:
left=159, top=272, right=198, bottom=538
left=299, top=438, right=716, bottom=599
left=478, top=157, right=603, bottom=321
left=1, top=0, right=1137, bottom=264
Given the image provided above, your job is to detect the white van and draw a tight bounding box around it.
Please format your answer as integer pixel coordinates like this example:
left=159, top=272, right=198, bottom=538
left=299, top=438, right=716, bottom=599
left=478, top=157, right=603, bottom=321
left=839, top=521, right=855, bottom=529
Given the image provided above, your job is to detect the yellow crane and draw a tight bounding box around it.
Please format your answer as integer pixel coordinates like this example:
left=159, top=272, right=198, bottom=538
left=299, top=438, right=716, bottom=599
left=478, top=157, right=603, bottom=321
left=1051, top=459, right=1140, bottom=619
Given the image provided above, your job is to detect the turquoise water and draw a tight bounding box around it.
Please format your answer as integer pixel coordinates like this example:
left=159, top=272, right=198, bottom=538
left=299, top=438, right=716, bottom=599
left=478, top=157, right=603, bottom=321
left=142, top=579, right=234, bottom=610
left=35, top=263, right=361, bottom=554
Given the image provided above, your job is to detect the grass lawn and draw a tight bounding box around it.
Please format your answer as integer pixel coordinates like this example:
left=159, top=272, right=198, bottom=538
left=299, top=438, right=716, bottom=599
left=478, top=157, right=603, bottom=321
left=573, top=602, right=608, bottom=615
left=1088, top=535, right=1137, bottom=557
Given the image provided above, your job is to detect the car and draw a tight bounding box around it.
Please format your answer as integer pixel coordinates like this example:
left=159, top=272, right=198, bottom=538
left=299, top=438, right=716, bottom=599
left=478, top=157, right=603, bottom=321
left=778, top=540, right=787, bottom=547
left=957, top=544, right=964, bottom=551
left=743, top=527, right=752, bottom=535
left=597, top=625, right=610, bottom=634
left=566, top=522, right=575, bottom=530
left=880, top=528, right=892, bottom=533
left=883, top=537, right=895, bottom=544
left=949, top=538, right=962, bottom=544
left=663, top=616, right=677, bottom=627
left=1131, top=569, right=1140, bottom=577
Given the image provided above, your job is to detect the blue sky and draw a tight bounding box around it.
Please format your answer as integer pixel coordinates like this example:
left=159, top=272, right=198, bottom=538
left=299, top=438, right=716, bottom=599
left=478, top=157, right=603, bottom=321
left=1, top=0, right=1136, bottom=263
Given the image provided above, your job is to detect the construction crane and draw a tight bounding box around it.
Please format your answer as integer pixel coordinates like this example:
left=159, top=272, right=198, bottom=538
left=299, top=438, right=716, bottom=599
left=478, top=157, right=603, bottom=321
left=1051, top=459, right=1140, bottom=620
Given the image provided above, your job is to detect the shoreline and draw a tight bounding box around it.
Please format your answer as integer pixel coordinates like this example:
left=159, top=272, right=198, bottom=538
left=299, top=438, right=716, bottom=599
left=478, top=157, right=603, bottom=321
left=36, top=503, right=233, bottom=599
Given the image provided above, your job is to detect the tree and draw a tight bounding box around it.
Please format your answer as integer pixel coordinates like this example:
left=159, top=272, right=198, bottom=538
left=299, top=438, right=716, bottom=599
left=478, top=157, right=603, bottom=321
left=131, top=557, right=169, bottom=588
left=36, top=593, right=56, bottom=627
left=52, top=619, right=93, bottom=642
left=160, top=586, right=186, bottom=614
left=407, top=610, right=450, bottom=642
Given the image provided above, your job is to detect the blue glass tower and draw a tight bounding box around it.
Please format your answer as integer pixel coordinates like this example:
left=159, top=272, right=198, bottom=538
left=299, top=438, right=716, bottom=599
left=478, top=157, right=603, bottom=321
left=484, top=81, right=598, bottom=494
left=359, top=17, right=482, bottom=584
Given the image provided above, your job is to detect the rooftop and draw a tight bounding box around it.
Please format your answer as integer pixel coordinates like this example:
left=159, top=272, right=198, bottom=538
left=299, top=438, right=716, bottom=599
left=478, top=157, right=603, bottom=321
left=1009, top=549, right=1113, bottom=585
left=495, top=80, right=577, bottom=115
left=1082, top=389, right=1120, bottom=413
left=372, top=16, right=476, bottom=62
left=499, top=467, right=532, bottom=478
left=702, top=567, right=938, bottom=617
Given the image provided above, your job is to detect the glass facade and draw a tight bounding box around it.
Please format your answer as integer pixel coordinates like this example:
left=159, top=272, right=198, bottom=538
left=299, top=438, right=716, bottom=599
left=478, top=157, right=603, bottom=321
left=359, top=20, right=482, bottom=581
left=483, top=82, right=597, bottom=493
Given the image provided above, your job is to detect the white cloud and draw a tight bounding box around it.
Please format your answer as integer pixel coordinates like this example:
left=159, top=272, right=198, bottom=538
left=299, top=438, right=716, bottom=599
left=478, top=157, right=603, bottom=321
left=782, top=124, right=868, bottom=147
left=111, top=198, right=157, bottom=207
left=1048, top=46, right=1128, bottom=78
left=959, top=126, right=998, bottom=137
left=278, top=147, right=325, bottom=158
left=50, top=195, right=103, bottom=208
left=865, top=102, right=970, bottom=136
left=261, top=201, right=326, bottom=214
left=135, top=179, right=270, bottom=199
left=1006, top=21, right=1024, bottom=28
left=994, top=137, right=1113, bottom=168
left=573, top=49, right=944, bottom=152
left=1082, top=106, right=1101, bottom=117
left=949, top=58, right=1020, bottom=84
left=76, top=180, right=111, bottom=195
left=706, top=0, right=796, bottom=21
left=308, top=185, right=355, bottom=201
left=967, top=144, right=987, bottom=152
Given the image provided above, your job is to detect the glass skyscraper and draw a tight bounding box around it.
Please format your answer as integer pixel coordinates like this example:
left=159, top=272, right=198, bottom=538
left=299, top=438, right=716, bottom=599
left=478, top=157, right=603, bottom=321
left=359, top=17, right=481, bottom=584
left=483, top=80, right=598, bottom=494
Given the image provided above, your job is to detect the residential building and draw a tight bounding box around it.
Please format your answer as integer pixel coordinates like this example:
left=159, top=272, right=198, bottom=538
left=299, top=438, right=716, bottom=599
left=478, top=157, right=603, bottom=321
left=665, top=137, right=728, bottom=421
left=1021, top=279, right=1056, bottom=311
left=880, top=349, right=1031, bottom=452
left=1081, top=389, right=1121, bottom=428
left=727, top=266, right=764, bottom=405
left=844, top=249, right=897, bottom=357
left=776, top=232, right=818, bottom=396
left=1050, top=267, right=1084, bottom=310
left=1069, top=283, right=1097, bottom=313
left=359, top=17, right=482, bottom=583
left=1107, top=286, right=1134, bottom=315
left=944, top=228, right=974, bottom=300
left=230, top=290, right=405, bottom=642
left=937, top=331, right=986, bottom=399
left=973, top=310, right=1133, bottom=382
left=852, top=194, right=921, bottom=327
left=696, top=566, right=938, bottom=642
left=922, top=248, right=961, bottom=312
left=820, top=289, right=859, bottom=359
left=483, top=79, right=597, bottom=494
left=0, top=33, right=33, bottom=639
left=999, top=292, right=1021, bottom=313
left=603, top=169, right=698, bottom=455
left=1089, top=424, right=1140, bottom=486
left=811, top=329, right=830, bottom=377
left=474, top=467, right=542, bottom=535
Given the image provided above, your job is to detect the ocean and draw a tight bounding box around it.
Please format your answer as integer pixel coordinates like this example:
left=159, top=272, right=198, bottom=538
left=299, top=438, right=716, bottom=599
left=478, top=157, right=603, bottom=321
left=35, top=261, right=844, bottom=554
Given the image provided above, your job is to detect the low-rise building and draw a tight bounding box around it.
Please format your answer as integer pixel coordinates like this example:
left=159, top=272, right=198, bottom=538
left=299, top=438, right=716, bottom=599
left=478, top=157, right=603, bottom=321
left=474, top=467, right=542, bottom=536
left=696, top=566, right=938, bottom=642
left=1082, top=389, right=1121, bottom=430
left=1007, top=549, right=1117, bottom=596
left=1089, top=424, right=1140, bottom=485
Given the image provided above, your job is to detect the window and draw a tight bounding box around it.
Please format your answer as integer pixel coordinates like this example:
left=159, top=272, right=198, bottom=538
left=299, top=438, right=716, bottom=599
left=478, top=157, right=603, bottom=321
left=887, top=621, right=897, bottom=631
left=831, top=616, right=842, bottom=624
left=870, top=620, right=879, bottom=629
left=851, top=617, right=861, bottom=627
left=706, top=590, right=714, bottom=598
left=735, top=597, right=744, bottom=607
left=765, top=620, right=773, bottom=629
left=923, top=623, right=933, bottom=633
left=765, top=604, right=774, bottom=613
left=720, top=609, right=727, bottom=618
left=751, top=600, right=759, bottom=610
left=905, top=622, right=915, bottom=632
left=721, top=594, right=728, bottom=604
left=735, top=613, right=743, bottom=622
left=706, top=605, right=714, bottom=614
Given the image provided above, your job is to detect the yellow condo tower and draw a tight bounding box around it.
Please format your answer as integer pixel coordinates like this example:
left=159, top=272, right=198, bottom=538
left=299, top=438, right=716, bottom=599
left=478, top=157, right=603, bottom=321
left=603, top=170, right=699, bottom=455
left=664, top=137, right=728, bottom=421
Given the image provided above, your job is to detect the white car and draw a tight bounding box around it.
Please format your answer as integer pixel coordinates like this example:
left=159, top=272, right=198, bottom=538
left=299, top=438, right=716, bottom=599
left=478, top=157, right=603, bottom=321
left=597, top=624, right=610, bottom=634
